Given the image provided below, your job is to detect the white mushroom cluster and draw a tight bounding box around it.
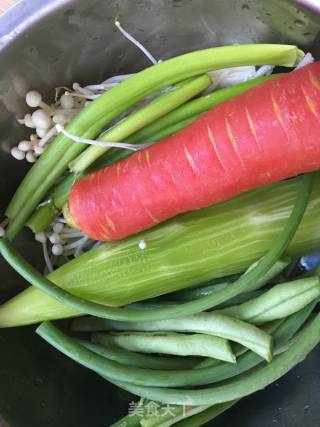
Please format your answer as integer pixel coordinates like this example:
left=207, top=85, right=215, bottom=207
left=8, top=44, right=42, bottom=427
left=4, top=19, right=157, bottom=269
left=35, top=217, right=102, bottom=272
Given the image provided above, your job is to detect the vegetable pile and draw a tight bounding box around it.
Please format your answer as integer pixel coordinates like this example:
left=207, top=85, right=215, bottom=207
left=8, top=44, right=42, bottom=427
left=0, top=24, right=319, bottom=426
left=66, top=61, right=320, bottom=241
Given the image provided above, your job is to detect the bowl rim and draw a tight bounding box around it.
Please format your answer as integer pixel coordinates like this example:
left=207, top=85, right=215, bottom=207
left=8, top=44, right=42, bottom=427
left=0, top=0, right=319, bottom=54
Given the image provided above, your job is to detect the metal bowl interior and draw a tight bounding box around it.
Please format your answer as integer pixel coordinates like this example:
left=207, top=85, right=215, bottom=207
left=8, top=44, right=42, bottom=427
left=0, top=1, right=320, bottom=426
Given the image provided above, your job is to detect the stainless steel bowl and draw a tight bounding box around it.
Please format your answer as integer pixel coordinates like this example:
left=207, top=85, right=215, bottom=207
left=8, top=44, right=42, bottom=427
left=0, top=1, right=320, bottom=425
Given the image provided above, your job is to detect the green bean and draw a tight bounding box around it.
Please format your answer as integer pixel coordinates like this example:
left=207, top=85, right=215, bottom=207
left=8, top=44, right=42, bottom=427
left=107, top=311, right=320, bottom=405
left=126, top=75, right=275, bottom=146
left=90, top=313, right=272, bottom=361
left=80, top=340, right=201, bottom=370
left=0, top=174, right=313, bottom=326
left=195, top=318, right=283, bottom=369
left=37, top=301, right=314, bottom=391
left=92, top=331, right=236, bottom=363
left=173, top=401, right=238, bottom=427
left=219, top=276, right=320, bottom=324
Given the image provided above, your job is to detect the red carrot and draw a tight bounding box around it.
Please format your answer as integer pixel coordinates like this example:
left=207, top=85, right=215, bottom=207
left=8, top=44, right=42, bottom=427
left=66, top=62, right=320, bottom=241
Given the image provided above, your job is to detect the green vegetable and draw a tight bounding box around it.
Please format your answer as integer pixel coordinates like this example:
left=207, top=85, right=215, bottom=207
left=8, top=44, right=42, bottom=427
left=26, top=76, right=281, bottom=234
left=6, top=75, right=210, bottom=240
left=80, top=340, right=200, bottom=370
left=70, top=45, right=302, bottom=174
left=7, top=44, right=301, bottom=239
left=68, top=76, right=211, bottom=173
left=106, top=311, right=320, bottom=404
left=92, top=331, right=236, bottom=362
left=90, top=313, right=273, bottom=361
left=126, top=75, right=275, bottom=147
left=0, top=174, right=314, bottom=327
left=35, top=301, right=316, bottom=401
left=36, top=301, right=315, bottom=393
left=219, top=276, right=320, bottom=324
left=93, top=116, right=198, bottom=170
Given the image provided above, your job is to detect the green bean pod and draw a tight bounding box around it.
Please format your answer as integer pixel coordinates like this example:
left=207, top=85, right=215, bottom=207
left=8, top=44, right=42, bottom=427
left=219, top=276, right=320, bottom=324
left=89, top=313, right=272, bottom=361
left=92, top=331, right=236, bottom=362
left=106, top=312, right=320, bottom=405
left=36, top=301, right=315, bottom=392
left=79, top=340, right=200, bottom=370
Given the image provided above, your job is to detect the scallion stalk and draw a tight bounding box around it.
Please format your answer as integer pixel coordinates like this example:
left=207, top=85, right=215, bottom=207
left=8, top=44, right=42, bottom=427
left=126, top=75, right=276, bottom=146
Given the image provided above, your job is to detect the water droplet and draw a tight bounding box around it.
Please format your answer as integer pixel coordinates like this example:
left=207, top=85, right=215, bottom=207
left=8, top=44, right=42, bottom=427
left=294, top=19, right=305, bottom=27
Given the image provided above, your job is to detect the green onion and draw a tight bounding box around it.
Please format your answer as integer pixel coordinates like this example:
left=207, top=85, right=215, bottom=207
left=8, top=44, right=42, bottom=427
left=106, top=311, right=320, bottom=404
left=126, top=75, right=275, bottom=146
left=92, top=331, right=236, bottom=362
left=68, top=75, right=211, bottom=173
left=0, top=174, right=314, bottom=327
left=91, top=116, right=198, bottom=171
left=70, top=45, right=302, bottom=174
